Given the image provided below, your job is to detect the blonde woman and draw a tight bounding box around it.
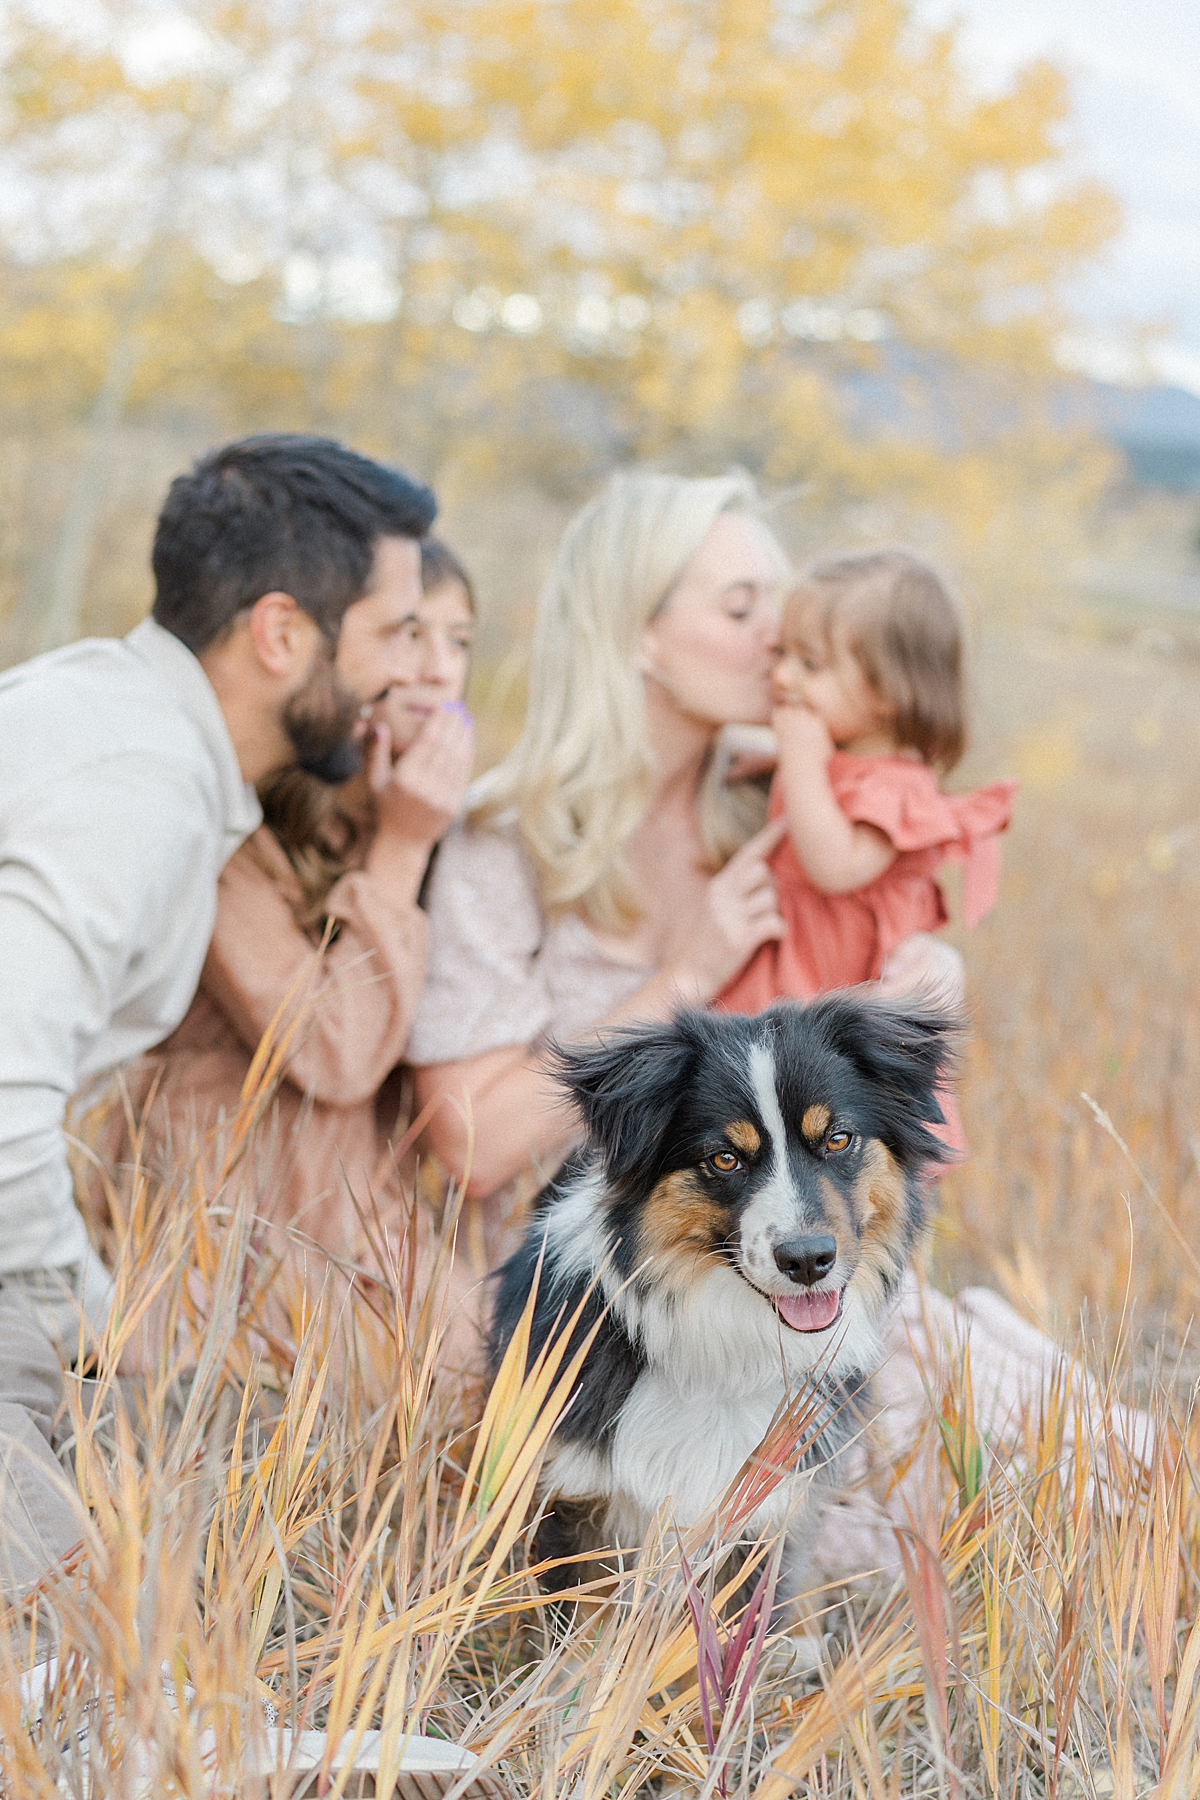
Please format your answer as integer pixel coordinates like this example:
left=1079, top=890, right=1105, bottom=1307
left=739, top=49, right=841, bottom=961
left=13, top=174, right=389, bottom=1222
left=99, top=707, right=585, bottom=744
left=408, top=472, right=955, bottom=1248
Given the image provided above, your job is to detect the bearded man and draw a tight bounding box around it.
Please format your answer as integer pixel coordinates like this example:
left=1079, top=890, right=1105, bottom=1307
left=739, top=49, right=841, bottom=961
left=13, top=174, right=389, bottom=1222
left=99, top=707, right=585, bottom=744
left=0, top=433, right=436, bottom=1594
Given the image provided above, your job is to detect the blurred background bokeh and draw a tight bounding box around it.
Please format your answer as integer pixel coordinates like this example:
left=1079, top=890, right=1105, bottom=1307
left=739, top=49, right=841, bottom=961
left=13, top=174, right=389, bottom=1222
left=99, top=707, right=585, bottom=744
left=3, top=0, right=1199, bottom=1347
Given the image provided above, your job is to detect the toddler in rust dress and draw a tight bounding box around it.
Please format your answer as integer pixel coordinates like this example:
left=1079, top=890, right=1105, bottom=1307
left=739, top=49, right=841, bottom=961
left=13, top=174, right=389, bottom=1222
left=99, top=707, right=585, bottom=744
left=717, top=549, right=1016, bottom=1156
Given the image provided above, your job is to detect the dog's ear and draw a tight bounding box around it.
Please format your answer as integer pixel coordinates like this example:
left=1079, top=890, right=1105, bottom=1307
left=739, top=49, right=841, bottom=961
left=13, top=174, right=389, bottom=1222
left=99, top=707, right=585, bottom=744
left=806, top=994, right=962, bottom=1170
left=550, top=1019, right=699, bottom=1181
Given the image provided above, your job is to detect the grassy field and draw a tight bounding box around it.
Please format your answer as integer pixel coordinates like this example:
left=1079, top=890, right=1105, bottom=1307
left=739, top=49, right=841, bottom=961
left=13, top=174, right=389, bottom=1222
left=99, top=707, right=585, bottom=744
left=944, top=592, right=1200, bottom=1363
left=3, top=490, right=1200, bottom=1797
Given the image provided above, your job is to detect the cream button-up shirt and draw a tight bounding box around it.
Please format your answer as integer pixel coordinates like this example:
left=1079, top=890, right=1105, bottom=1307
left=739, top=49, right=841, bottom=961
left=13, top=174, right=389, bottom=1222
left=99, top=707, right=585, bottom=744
left=0, top=617, right=261, bottom=1273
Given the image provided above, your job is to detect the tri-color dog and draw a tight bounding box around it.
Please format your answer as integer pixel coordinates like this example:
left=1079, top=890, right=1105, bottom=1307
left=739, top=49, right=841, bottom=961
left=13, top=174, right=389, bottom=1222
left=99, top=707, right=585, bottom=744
left=489, top=996, right=957, bottom=1607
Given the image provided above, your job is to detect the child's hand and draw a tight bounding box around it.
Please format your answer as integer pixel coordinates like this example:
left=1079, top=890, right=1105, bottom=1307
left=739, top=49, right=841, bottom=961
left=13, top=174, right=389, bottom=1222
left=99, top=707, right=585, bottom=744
left=772, top=701, right=834, bottom=764
left=370, top=703, right=475, bottom=852
left=772, top=701, right=895, bottom=894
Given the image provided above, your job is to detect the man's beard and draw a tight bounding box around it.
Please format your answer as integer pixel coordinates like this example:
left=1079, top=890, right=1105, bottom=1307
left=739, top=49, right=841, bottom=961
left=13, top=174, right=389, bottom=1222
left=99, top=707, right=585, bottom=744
left=283, top=648, right=364, bottom=785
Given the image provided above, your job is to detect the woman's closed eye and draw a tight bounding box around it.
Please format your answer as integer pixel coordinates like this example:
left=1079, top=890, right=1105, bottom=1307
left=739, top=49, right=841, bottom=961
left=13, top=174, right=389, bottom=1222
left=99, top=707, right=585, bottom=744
left=722, top=581, right=761, bottom=620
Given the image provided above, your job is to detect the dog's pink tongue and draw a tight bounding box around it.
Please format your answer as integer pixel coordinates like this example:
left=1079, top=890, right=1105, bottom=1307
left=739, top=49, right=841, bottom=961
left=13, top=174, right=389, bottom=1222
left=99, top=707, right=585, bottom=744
left=776, top=1288, right=841, bottom=1333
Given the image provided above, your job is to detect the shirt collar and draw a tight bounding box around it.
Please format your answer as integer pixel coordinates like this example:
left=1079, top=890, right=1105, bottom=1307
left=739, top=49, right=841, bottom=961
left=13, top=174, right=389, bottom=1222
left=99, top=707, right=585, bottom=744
left=124, top=617, right=262, bottom=858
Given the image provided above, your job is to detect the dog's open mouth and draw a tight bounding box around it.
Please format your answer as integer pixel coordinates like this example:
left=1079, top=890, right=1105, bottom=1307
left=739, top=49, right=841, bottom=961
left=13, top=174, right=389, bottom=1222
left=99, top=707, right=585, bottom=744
left=773, top=1288, right=844, bottom=1333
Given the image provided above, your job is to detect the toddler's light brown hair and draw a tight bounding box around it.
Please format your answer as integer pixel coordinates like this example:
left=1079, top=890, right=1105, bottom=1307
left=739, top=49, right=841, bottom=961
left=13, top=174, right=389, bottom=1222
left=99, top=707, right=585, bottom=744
left=799, top=548, right=965, bottom=772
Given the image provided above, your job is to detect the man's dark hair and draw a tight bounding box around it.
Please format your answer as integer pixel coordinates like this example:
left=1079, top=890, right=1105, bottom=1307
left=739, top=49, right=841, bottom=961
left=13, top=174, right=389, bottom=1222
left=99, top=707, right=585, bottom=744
left=151, top=434, right=437, bottom=653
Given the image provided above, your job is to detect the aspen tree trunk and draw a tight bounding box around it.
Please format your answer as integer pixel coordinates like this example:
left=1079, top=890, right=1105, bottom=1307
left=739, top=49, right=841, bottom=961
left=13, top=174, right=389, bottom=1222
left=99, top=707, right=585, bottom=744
left=27, top=94, right=217, bottom=653
left=35, top=318, right=149, bottom=652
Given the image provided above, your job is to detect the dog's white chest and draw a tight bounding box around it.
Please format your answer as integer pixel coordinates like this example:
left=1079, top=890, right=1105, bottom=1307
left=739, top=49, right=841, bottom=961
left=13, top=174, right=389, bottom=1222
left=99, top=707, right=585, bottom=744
left=606, top=1372, right=795, bottom=1533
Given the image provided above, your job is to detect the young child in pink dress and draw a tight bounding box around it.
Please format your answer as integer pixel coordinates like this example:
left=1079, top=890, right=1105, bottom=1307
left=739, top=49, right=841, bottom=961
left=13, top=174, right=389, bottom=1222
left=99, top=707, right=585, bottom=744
left=716, top=549, right=1016, bottom=1154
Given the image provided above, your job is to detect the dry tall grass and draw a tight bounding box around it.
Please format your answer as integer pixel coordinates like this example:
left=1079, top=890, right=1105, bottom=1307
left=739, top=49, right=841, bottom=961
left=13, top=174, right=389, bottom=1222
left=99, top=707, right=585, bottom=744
left=942, top=602, right=1200, bottom=1360
left=4, top=590, right=1200, bottom=1798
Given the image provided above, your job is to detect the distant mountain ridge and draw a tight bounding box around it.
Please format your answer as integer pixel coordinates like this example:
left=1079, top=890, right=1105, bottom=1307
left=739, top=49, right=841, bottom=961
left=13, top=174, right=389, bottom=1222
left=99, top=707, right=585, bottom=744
left=831, top=340, right=1200, bottom=493
left=1094, top=383, right=1200, bottom=491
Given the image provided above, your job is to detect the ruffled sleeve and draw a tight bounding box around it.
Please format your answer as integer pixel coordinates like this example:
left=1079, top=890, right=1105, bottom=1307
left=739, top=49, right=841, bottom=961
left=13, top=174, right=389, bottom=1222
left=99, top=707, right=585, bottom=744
left=941, top=781, right=1019, bottom=926
left=404, top=823, right=556, bottom=1065
left=830, top=756, right=1017, bottom=927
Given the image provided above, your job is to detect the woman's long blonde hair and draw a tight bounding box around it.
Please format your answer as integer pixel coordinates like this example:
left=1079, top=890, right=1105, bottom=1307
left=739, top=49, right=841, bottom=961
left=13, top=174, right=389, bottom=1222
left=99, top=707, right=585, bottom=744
left=472, top=469, right=788, bottom=930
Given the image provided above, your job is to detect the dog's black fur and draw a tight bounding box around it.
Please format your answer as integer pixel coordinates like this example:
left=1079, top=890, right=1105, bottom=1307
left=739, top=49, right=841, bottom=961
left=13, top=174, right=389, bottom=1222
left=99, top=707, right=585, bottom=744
left=489, top=995, right=957, bottom=1602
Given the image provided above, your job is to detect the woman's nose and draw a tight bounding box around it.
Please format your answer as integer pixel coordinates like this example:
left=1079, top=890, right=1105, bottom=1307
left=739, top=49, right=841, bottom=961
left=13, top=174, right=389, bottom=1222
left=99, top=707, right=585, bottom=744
left=757, top=604, right=782, bottom=653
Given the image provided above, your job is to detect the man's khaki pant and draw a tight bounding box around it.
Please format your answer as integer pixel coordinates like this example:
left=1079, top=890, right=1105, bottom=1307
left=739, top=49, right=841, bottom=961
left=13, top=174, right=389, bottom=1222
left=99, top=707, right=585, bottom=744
left=0, top=1252, right=112, bottom=1599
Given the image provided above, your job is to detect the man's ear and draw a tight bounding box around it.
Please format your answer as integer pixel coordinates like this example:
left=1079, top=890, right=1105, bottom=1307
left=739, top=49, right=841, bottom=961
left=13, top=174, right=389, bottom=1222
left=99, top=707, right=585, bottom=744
left=550, top=1021, right=698, bottom=1181
left=246, top=591, right=318, bottom=679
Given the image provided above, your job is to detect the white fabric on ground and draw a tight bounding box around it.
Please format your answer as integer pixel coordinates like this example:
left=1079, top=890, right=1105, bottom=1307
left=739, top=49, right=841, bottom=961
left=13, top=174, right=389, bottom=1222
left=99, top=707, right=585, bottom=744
left=812, top=1272, right=1154, bottom=1587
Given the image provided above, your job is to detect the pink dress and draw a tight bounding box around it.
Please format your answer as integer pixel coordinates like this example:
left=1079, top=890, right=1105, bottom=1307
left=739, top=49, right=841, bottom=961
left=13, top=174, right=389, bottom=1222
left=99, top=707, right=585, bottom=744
left=717, top=753, right=1017, bottom=1015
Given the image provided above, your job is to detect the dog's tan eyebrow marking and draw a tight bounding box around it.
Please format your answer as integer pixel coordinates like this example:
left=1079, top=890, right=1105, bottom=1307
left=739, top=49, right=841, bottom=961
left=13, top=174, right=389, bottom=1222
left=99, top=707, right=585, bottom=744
left=725, top=1120, right=761, bottom=1156
left=802, top=1104, right=832, bottom=1141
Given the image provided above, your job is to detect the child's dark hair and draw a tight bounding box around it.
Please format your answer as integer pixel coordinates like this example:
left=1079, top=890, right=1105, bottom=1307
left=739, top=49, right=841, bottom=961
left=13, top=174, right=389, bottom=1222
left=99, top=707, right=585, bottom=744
left=803, top=549, right=965, bottom=772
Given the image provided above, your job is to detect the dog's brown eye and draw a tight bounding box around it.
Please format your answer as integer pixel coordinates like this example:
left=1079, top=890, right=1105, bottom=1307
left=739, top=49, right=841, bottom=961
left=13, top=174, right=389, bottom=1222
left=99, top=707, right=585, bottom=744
left=708, top=1150, right=743, bottom=1174
left=825, top=1131, right=853, bottom=1154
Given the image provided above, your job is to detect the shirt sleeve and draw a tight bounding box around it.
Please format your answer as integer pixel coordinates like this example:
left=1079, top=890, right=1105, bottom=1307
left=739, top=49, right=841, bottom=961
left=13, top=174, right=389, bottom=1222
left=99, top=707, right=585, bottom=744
left=945, top=781, right=1019, bottom=926
left=830, top=757, right=964, bottom=852
left=0, top=755, right=215, bottom=1274
left=831, top=757, right=1017, bottom=926
left=198, top=834, right=430, bottom=1108
left=404, top=824, right=556, bottom=1066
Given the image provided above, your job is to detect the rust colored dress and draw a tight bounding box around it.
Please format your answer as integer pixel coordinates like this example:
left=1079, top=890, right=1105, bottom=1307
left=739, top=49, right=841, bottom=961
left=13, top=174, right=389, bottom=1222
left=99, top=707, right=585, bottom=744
left=135, top=826, right=427, bottom=1244
left=717, top=754, right=1017, bottom=1156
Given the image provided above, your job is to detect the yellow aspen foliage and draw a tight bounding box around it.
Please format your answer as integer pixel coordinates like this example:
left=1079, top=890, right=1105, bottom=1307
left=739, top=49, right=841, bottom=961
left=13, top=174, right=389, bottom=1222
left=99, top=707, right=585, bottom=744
left=420, top=0, right=1120, bottom=470
left=0, top=0, right=1122, bottom=636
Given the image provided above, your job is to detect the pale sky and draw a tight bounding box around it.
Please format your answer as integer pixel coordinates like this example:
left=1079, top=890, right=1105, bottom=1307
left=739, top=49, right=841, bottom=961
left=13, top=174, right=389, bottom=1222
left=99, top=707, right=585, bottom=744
left=921, top=0, right=1200, bottom=393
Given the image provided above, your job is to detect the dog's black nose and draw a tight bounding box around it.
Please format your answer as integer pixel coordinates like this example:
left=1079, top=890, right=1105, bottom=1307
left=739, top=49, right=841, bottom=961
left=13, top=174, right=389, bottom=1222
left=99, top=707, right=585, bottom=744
left=773, top=1235, right=837, bottom=1286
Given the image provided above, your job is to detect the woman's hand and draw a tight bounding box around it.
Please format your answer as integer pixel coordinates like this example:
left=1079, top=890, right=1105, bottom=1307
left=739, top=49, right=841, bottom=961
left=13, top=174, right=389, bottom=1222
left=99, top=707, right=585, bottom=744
left=718, top=723, right=778, bottom=784
left=669, top=815, right=788, bottom=1001
left=364, top=703, right=474, bottom=903
left=878, top=932, right=965, bottom=1008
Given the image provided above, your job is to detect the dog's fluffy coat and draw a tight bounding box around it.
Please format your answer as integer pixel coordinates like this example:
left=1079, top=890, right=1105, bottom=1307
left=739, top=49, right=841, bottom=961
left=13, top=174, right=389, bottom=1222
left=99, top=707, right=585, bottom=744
left=489, top=996, right=957, bottom=1601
